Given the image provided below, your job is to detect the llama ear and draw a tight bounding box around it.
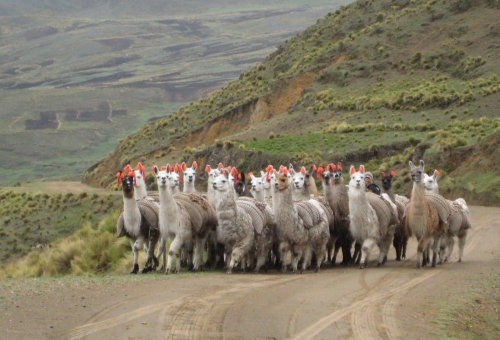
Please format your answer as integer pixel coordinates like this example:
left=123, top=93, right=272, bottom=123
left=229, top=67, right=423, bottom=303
left=192, top=161, right=198, bottom=169
left=419, top=160, right=425, bottom=171
left=434, top=170, right=440, bottom=178
left=337, top=163, right=342, bottom=171
left=300, top=167, right=306, bottom=175
left=326, top=164, right=331, bottom=171
left=218, top=163, right=224, bottom=169
left=381, top=171, right=385, bottom=177
left=248, top=172, right=254, bottom=179
left=390, top=170, right=395, bottom=177
left=331, top=163, right=337, bottom=171
left=152, top=165, right=158, bottom=176
left=349, top=166, right=356, bottom=175
left=205, top=165, right=211, bottom=173
left=265, top=165, right=272, bottom=172
left=359, top=165, right=365, bottom=174
left=311, top=165, right=317, bottom=172
left=182, top=162, right=187, bottom=171
left=409, top=161, right=416, bottom=170
left=167, top=164, right=173, bottom=172
left=260, top=170, right=266, bottom=177
left=288, top=163, right=294, bottom=170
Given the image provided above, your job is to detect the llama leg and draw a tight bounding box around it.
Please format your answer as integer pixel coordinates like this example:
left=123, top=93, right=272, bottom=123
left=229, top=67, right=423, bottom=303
left=131, top=238, right=145, bottom=274
left=292, top=244, right=305, bottom=274
left=193, top=235, right=207, bottom=271
left=143, top=234, right=159, bottom=273
left=279, top=241, right=290, bottom=273
left=353, top=242, right=362, bottom=265
left=393, top=234, right=402, bottom=261
left=378, top=234, right=393, bottom=267
left=360, top=239, right=375, bottom=269
left=157, top=237, right=166, bottom=271
left=446, top=236, right=455, bottom=262
left=416, top=236, right=431, bottom=269
left=314, top=244, right=326, bottom=273
left=431, top=236, right=441, bottom=267
left=457, top=230, right=468, bottom=262
left=402, top=235, right=408, bottom=259
left=166, top=236, right=183, bottom=274
left=302, top=245, right=313, bottom=272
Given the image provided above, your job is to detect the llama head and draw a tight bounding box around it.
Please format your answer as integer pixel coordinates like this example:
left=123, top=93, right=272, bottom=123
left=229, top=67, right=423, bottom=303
left=153, top=165, right=170, bottom=189
left=331, top=163, right=343, bottom=182
left=249, top=172, right=263, bottom=193
left=291, top=166, right=307, bottom=189
left=167, top=164, right=181, bottom=189
left=409, top=160, right=425, bottom=184
left=349, top=165, right=366, bottom=191
left=212, top=169, right=232, bottom=192
left=117, top=168, right=136, bottom=198
left=380, top=170, right=395, bottom=191
left=133, top=163, right=146, bottom=187
left=275, top=170, right=290, bottom=191
left=234, top=171, right=248, bottom=196
left=182, top=161, right=197, bottom=183
left=263, top=165, right=276, bottom=190
left=205, top=164, right=223, bottom=189
left=423, top=169, right=440, bottom=192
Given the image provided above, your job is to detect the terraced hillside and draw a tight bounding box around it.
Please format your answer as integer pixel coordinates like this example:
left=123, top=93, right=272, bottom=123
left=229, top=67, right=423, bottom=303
left=84, top=0, right=500, bottom=205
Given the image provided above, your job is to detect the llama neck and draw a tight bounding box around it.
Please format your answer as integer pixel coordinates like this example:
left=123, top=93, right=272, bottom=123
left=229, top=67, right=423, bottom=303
left=158, top=185, right=180, bottom=233
left=122, top=195, right=141, bottom=235
left=409, top=181, right=428, bottom=216
left=383, top=186, right=396, bottom=203
left=183, top=181, right=196, bottom=193
left=307, top=177, right=319, bottom=197
left=252, top=189, right=265, bottom=203
left=134, top=184, right=148, bottom=200
left=326, top=180, right=349, bottom=220
left=214, top=188, right=238, bottom=220
left=275, top=186, right=297, bottom=220
left=292, top=185, right=310, bottom=201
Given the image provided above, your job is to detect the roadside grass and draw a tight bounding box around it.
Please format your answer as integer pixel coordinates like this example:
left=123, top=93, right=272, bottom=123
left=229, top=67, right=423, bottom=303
left=431, top=262, right=500, bottom=339
left=0, top=189, right=122, bottom=265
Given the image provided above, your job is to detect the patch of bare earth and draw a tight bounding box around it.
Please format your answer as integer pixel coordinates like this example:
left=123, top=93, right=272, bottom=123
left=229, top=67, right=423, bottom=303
left=0, top=206, right=498, bottom=340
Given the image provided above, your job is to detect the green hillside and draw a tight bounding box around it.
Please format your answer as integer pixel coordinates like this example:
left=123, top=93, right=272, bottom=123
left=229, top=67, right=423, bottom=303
left=84, top=0, right=500, bottom=205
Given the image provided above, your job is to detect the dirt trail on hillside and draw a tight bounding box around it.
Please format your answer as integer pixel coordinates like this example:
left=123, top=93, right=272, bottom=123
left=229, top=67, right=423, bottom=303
left=0, top=206, right=498, bottom=340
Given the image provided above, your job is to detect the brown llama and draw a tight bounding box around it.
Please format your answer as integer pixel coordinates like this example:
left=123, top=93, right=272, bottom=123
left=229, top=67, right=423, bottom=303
left=405, top=160, right=445, bottom=268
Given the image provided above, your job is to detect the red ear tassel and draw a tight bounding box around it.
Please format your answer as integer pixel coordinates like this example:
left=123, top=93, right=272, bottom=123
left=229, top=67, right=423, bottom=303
left=331, top=164, right=337, bottom=171
left=182, top=163, right=187, bottom=171
left=167, top=164, right=173, bottom=172
left=337, top=163, right=342, bottom=171
left=316, top=166, right=324, bottom=179
left=238, top=173, right=242, bottom=179
left=435, top=170, right=440, bottom=177
left=311, top=165, right=317, bottom=171
left=205, top=165, right=211, bottom=173
left=390, top=170, right=395, bottom=177
left=300, top=167, right=306, bottom=175
left=350, top=166, right=356, bottom=175
left=359, top=165, right=365, bottom=174
left=137, top=163, right=146, bottom=180
left=265, top=165, right=273, bottom=172
left=116, top=171, right=123, bottom=187
left=192, top=161, right=198, bottom=169
left=218, top=163, right=224, bottom=169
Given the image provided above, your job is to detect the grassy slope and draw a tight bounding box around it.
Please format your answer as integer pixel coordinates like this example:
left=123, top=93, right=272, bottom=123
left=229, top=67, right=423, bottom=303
left=84, top=0, right=500, bottom=204
left=0, top=0, right=349, bottom=186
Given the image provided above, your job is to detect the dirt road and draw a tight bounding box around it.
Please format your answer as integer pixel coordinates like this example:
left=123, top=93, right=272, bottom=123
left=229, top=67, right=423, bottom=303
left=1, top=206, right=498, bottom=340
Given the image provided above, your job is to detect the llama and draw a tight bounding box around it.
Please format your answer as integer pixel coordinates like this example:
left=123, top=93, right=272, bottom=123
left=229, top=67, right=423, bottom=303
left=233, top=170, right=254, bottom=198
left=212, top=169, right=255, bottom=273
left=167, top=164, right=181, bottom=194
left=423, top=172, right=472, bottom=263
left=116, top=168, right=160, bottom=274
left=440, top=198, right=471, bottom=263
left=381, top=170, right=410, bottom=261
left=153, top=165, right=217, bottom=274
left=348, top=165, right=395, bottom=269
left=423, top=170, right=440, bottom=193
left=290, top=165, right=318, bottom=201
left=273, top=169, right=329, bottom=273
left=320, top=163, right=353, bottom=266
left=249, top=172, right=266, bottom=203
left=405, top=160, right=446, bottom=268
left=182, top=161, right=198, bottom=193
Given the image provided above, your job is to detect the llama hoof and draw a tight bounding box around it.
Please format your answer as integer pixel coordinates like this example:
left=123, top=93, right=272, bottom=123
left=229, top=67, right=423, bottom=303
left=174, top=269, right=180, bottom=274
left=396, top=258, right=401, bottom=261
left=458, top=259, right=462, bottom=263
left=377, top=263, right=382, bottom=267
left=315, top=267, right=320, bottom=273
left=226, top=270, right=233, bottom=274
left=160, top=265, right=165, bottom=271
left=130, top=264, right=139, bottom=274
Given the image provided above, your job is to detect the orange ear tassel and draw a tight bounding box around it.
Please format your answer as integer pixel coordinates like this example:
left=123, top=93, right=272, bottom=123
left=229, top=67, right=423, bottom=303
left=390, top=170, right=395, bottom=177
left=167, top=164, right=173, bottom=172
left=192, top=161, right=198, bottom=169
left=116, top=171, right=123, bottom=187
left=300, top=167, right=306, bottom=175
left=316, top=166, right=324, bottom=179
left=337, top=163, right=342, bottom=171
left=205, top=165, right=211, bottom=173
left=248, top=172, right=253, bottom=177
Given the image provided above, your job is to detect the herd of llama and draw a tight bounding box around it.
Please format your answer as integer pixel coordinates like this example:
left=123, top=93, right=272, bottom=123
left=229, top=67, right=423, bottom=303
left=115, top=159, right=472, bottom=274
